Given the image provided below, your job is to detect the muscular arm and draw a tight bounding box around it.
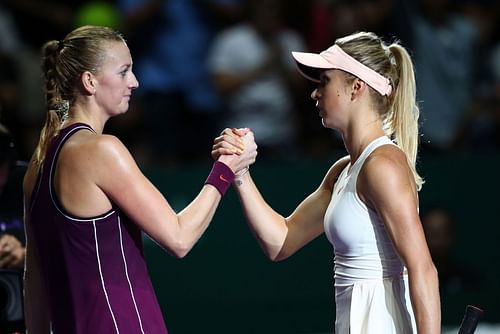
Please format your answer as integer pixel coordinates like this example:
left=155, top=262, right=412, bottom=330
left=60, top=133, right=255, bottom=258
left=233, top=156, right=350, bottom=261
left=358, top=146, right=440, bottom=334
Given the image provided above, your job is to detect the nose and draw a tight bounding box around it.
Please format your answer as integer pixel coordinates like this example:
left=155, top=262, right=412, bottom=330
left=130, top=71, right=139, bottom=90
left=311, top=88, right=320, bottom=101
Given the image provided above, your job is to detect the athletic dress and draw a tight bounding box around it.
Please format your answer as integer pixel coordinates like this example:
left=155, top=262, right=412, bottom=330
left=324, top=136, right=417, bottom=334
left=28, top=123, right=168, bottom=334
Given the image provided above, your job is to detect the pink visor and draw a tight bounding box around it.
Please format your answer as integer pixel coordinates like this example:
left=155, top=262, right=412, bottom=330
left=292, top=45, right=392, bottom=96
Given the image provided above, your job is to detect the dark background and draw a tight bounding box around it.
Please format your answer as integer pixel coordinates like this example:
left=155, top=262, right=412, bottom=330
left=144, top=152, right=500, bottom=333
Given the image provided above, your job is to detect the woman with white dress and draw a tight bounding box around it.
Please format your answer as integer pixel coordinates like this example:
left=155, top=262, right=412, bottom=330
left=212, top=31, right=441, bottom=334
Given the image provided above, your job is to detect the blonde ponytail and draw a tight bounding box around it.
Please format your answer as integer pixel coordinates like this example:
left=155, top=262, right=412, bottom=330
left=336, top=32, right=424, bottom=190
left=32, top=110, right=63, bottom=167
left=32, top=40, right=66, bottom=167
left=386, top=44, right=423, bottom=190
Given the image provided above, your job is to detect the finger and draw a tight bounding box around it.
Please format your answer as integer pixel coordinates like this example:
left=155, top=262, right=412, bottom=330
left=219, top=127, right=234, bottom=136
left=9, top=249, right=24, bottom=268
left=211, top=148, right=239, bottom=160
left=213, top=134, right=227, bottom=145
left=213, top=141, right=243, bottom=155
left=0, top=236, right=7, bottom=250
left=3, top=253, right=16, bottom=268
left=214, top=131, right=244, bottom=147
left=218, top=133, right=244, bottom=151
left=233, top=127, right=251, bottom=136
left=0, top=253, right=13, bottom=268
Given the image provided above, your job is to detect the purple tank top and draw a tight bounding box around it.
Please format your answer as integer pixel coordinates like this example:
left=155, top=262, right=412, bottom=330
left=28, top=123, right=168, bottom=333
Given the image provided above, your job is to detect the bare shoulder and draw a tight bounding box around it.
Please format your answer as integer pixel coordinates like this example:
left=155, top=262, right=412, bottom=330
left=358, top=144, right=416, bottom=205
left=58, top=132, right=138, bottom=186
left=61, top=132, right=131, bottom=166
left=363, top=145, right=409, bottom=176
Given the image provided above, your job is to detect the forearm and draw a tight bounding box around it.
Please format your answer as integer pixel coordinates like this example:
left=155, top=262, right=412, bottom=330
left=175, top=185, right=222, bottom=254
left=174, top=158, right=238, bottom=255
left=234, top=172, right=288, bottom=260
left=408, top=263, right=441, bottom=334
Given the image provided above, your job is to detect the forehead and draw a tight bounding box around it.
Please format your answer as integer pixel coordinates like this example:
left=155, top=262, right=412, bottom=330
left=100, top=41, right=131, bottom=67
left=320, top=69, right=342, bottom=80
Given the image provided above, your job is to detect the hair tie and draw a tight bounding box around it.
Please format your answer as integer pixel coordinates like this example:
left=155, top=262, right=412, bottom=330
left=54, top=99, right=69, bottom=122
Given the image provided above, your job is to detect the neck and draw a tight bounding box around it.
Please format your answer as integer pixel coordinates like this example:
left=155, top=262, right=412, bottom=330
left=342, top=118, right=385, bottom=164
left=64, top=106, right=107, bottom=134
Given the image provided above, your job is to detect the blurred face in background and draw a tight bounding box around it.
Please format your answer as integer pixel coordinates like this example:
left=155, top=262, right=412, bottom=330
left=250, top=0, right=284, bottom=37
left=422, top=209, right=454, bottom=261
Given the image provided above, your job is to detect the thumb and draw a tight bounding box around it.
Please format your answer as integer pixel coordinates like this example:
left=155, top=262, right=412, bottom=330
left=235, top=127, right=252, bottom=136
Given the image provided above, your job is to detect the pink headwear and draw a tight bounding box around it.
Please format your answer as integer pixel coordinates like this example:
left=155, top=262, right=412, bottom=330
left=292, top=45, right=392, bottom=96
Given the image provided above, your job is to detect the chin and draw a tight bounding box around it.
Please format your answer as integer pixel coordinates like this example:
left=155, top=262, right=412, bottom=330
left=321, top=118, right=333, bottom=129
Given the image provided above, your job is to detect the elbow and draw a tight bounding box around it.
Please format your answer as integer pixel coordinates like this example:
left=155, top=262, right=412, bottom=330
left=424, top=259, right=439, bottom=281
left=429, top=262, right=439, bottom=284
left=170, top=239, right=193, bottom=259
left=269, top=254, right=281, bottom=262
left=270, top=256, right=285, bottom=262
left=268, top=248, right=290, bottom=262
left=408, top=258, right=439, bottom=283
left=172, top=249, right=189, bottom=259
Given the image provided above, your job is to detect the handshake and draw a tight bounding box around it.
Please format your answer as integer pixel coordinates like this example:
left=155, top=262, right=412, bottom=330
left=211, top=127, right=258, bottom=180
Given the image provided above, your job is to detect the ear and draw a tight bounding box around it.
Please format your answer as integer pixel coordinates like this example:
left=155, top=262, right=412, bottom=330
left=81, top=71, right=97, bottom=95
left=351, top=78, right=367, bottom=101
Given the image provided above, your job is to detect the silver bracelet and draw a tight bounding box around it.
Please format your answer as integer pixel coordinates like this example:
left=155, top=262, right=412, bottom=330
left=234, top=166, right=249, bottom=186
left=235, top=166, right=249, bottom=177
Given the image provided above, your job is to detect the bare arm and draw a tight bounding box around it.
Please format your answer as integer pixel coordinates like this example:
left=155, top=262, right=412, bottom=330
left=62, top=133, right=256, bottom=258
left=102, top=135, right=255, bottom=258
left=217, top=134, right=349, bottom=260
left=358, top=146, right=440, bottom=334
left=232, top=171, right=327, bottom=261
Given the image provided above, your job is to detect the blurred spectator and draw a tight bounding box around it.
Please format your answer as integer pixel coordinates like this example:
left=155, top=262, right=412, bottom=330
left=453, top=6, right=500, bottom=152
left=207, top=0, right=306, bottom=160
left=3, top=0, right=79, bottom=48
left=0, top=4, right=45, bottom=161
left=306, top=0, right=399, bottom=53
left=0, top=124, right=26, bottom=270
left=408, top=0, right=482, bottom=151
left=421, top=206, right=483, bottom=295
left=421, top=205, right=490, bottom=325
left=453, top=57, right=500, bottom=150
left=116, top=0, right=243, bottom=167
left=0, top=5, right=19, bottom=117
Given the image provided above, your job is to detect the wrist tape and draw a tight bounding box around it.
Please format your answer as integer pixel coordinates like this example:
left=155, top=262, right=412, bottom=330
left=205, top=161, right=235, bottom=196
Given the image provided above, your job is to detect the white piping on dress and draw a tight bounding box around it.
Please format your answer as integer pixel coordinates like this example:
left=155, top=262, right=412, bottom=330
left=93, top=220, right=120, bottom=334
left=117, top=215, right=146, bottom=333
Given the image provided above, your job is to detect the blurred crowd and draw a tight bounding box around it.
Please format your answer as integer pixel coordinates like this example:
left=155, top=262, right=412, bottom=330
left=0, top=0, right=499, bottom=168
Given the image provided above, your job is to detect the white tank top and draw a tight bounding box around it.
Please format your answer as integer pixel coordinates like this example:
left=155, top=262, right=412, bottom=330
left=324, top=136, right=405, bottom=287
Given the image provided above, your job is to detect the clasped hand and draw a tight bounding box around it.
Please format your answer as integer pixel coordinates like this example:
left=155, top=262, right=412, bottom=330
left=0, top=234, right=25, bottom=269
left=212, top=128, right=257, bottom=174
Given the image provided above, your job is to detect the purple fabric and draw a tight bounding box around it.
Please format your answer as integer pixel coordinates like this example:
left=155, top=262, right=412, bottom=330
left=28, top=123, right=168, bottom=334
left=204, top=161, right=235, bottom=195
